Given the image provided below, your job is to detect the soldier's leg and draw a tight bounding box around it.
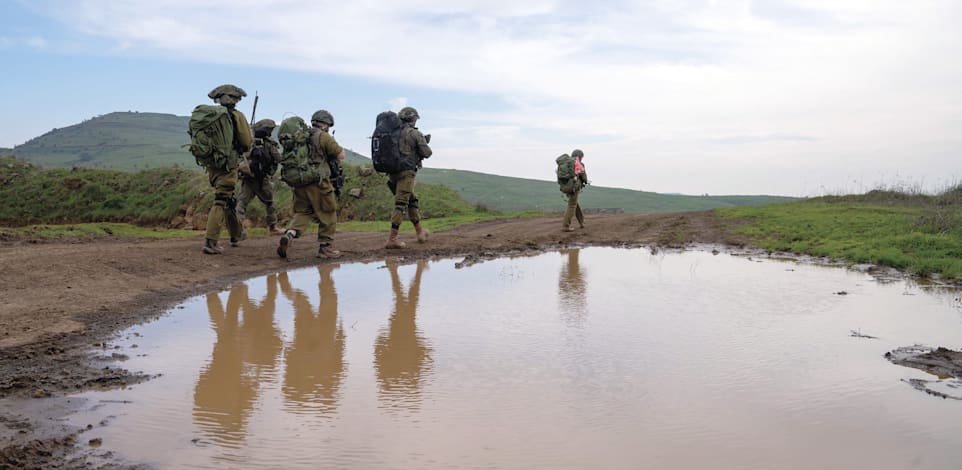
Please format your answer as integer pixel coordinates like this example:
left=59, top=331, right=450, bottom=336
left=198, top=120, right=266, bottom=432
left=563, top=190, right=579, bottom=231
left=257, top=177, right=279, bottom=231
left=314, top=178, right=340, bottom=259
left=204, top=168, right=238, bottom=253
left=408, top=190, right=429, bottom=243
left=278, top=186, right=313, bottom=258
left=235, top=177, right=255, bottom=227
left=576, top=202, right=585, bottom=228
left=387, top=171, right=415, bottom=248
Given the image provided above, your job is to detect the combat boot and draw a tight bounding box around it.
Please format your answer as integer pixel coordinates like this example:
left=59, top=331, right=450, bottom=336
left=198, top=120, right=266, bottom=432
left=230, top=230, right=248, bottom=247
left=415, top=225, right=430, bottom=244
left=316, top=243, right=342, bottom=259
left=269, top=224, right=283, bottom=236
left=563, top=226, right=575, bottom=232
left=277, top=230, right=295, bottom=258
left=202, top=238, right=223, bottom=255
left=385, top=228, right=406, bottom=249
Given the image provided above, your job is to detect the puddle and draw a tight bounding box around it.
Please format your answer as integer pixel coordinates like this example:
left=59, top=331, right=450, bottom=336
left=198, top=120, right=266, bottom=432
left=67, top=248, right=962, bottom=469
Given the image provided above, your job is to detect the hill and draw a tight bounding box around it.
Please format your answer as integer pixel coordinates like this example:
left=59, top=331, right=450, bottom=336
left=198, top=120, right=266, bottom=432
left=10, top=111, right=795, bottom=212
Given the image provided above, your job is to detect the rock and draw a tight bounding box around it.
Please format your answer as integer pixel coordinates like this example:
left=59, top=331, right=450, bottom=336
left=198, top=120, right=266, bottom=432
left=357, top=166, right=374, bottom=177
left=348, top=188, right=363, bottom=198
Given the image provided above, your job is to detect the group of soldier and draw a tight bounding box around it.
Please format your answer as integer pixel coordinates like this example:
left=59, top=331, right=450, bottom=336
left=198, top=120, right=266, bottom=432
left=200, top=84, right=433, bottom=259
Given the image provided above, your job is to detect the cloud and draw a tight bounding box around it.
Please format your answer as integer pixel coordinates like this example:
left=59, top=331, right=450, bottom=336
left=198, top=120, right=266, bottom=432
left=387, top=97, right=408, bottom=110
left=26, top=0, right=962, bottom=195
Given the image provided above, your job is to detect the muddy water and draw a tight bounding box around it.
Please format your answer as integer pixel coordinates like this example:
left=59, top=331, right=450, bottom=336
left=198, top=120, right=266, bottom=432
left=69, top=248, right=962, bottom=469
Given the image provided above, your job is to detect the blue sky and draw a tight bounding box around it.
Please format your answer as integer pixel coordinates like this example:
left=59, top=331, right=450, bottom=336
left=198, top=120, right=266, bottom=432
left=2, top=0, right=960, bottom=196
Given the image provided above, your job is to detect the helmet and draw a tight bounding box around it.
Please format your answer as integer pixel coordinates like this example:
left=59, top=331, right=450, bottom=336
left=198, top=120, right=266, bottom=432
left=311, top=109, right=334, bottom=126
left=253, top=118, right=277, bottom=130
left=398, top=106, right=420, bottom=122
left=207, top=84, right=247, bottom=100
left=572, top=149, right=584, bottom=158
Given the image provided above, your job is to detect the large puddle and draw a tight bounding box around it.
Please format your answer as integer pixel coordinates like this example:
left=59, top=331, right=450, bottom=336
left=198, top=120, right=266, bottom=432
left=67, top=248, right=962, bottom=469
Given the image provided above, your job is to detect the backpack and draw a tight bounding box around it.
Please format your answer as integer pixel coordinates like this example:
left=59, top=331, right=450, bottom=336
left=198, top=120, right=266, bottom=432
left=248, top=138, right=276, bottom=178
left=186, top=105, right=237, bottom=169
left=276, top=116, right=324, bottom=187
left=556, top=154, right=578, bottom=193
left=371, top=111, right=405, bottom=173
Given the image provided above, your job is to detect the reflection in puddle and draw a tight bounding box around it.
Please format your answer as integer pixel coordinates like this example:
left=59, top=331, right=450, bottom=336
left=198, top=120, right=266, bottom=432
left=68, top=248, right=962, bottom=469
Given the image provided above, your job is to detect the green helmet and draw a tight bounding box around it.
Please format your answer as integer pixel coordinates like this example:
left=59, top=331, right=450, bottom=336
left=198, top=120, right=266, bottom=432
left=253, top=118, right=277, bottom=130
left=572, top=149, right=584, bottom=158
left=398, top=106, right=420, bottom=122
left=311, top=109, right=334, bottom=126
left=207, top=84, right=247, bottom=100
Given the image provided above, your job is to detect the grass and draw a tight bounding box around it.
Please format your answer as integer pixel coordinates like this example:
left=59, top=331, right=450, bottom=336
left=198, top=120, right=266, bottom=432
left=717, top=190, right=962, bottom=280
left=0, top=222, right=198, bottom=239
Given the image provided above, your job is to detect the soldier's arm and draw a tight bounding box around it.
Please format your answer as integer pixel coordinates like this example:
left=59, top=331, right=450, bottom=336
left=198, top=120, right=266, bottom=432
left=268, top=140, right=282, bottom=162
left=318, top=132, right=345, bottom=161
left=415, top=130, right=432, bottom=159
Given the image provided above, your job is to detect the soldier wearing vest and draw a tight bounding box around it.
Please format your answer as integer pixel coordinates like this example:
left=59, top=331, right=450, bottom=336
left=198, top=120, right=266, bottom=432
left=237, top=118, right=282, bottom=235
left=385, top=106, right=433, bottom=249
left=276, top=109, right=345, bottom=259
left=203, top=84, right=253, bottom=254
left=562, top=149, right=588, bottom=232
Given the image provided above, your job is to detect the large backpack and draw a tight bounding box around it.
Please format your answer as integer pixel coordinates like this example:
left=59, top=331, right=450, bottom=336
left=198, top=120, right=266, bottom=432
left=556, top=153, right=578, bottom=193
left=371, top=111, right=405, bottom=173
left=186, top=105, right=237, bottom=169
left=276, top=116, right=324, bottom=187
left=248, top=138, right=277, bottom=179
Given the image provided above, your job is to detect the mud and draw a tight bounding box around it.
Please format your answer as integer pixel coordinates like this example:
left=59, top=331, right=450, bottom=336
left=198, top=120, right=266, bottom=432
left=885, top=346, right=962, bottom=399
left=0, top=210, right=957, bottom=467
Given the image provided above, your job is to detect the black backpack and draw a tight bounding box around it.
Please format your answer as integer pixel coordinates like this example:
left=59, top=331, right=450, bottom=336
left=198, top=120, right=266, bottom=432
left=248, top=139, right=275, bottom=178
left=371, top=111, right=404, bottom=173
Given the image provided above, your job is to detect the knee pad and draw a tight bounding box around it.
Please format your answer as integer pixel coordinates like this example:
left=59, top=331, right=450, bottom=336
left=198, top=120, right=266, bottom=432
left=409, top=197, right=420, bottom=210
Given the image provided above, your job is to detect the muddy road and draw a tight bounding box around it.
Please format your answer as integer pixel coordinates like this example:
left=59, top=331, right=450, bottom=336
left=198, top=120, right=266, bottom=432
left=2, top=211, right=960, bottom=468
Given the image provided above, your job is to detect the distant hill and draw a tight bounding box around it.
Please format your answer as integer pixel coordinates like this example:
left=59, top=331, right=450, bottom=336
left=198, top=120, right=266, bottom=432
left=0, top=148, right=12, bottom=155
left=11, top=111, right=796, bottom=212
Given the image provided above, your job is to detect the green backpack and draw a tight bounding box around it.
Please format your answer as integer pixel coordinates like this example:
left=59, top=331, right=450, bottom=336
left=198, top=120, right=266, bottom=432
left=556, top=153, right=578, bottom=193
left=186, top=105, right=236, bottom=170
left=277, top=116, right=324, bottom=187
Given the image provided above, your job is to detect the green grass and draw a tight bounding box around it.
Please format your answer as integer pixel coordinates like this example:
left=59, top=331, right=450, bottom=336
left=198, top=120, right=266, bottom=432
left=0, top=222, right=198, bottom=239
left=718, top=195, right=962, bottom=280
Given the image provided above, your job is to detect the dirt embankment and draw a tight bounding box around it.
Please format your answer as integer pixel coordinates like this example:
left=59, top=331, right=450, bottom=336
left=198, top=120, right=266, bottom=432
left=1, top=211, right=960, bottom=468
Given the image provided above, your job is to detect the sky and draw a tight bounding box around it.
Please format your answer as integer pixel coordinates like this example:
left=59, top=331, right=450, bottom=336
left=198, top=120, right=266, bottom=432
left=1, top=0, right=960, bottom=196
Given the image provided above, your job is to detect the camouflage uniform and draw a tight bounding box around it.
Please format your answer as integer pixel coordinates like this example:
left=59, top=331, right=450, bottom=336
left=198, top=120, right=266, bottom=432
left=203, top=84, right=252, bottom=254
left=237, top=119, right=281, bottom=233
left=386, top=107, right=432, bottom=248
left=562, top=149, right=588, bottom=231
left=277, top=110, right=345, bottom=259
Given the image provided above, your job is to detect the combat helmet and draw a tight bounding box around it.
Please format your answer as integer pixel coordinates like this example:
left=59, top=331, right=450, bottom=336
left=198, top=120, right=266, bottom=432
left=398, top=106, right=420, bottom=122
left=572, top=149, right=584, bottom=159
left=311, top=109, right=335, bottom=126
left=208, top=84, right=247, bottom=100
left=253, top=118, right=277, bottom=130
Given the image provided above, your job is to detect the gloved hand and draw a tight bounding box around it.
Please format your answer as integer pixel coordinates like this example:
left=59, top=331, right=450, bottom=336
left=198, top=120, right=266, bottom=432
left=424, top=134, right=431, bottom=144
left=237, top=161, right=253, bottom=178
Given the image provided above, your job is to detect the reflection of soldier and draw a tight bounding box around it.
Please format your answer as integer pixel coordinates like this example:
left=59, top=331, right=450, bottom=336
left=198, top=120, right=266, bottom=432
left=374, top=259, right=433, bottom=409
left=558, top=249, right=588, bottom=326
left=237, top=119, right=282, bottom=235
left=278, top=266, right=345, bottom=414
left=193, top=275, right=282, bottom=445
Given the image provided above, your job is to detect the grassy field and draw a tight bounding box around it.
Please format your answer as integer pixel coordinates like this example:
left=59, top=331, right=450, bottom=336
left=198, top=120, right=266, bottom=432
left=718, top=189, right=962, bottom=280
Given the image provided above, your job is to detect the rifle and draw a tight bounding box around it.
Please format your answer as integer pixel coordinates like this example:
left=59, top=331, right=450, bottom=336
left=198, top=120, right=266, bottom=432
left=329, top=158, right=345, bottom=197
left=249, top=92, right=259, bottom=127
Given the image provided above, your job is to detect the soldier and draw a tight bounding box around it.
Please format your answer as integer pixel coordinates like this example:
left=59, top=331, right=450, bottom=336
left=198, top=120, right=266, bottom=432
left=385, top=106, right=432, bottom=249
left=237, top=118, right=282, bottom=235
left=276, top=109, right=345, bottom=259
left=562, top=149, right=588, bottom=232
left=203, top=84, right=252, bottom=254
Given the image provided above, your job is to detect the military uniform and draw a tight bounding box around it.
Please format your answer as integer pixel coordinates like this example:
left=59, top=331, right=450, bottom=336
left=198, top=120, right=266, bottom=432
left=562, top=149, right=588, bottom=231
left=203, top=84, right=252, bottom=254
left=277, top=109, right=344, bottom=259
left=386, top=107, right=432, bottom=248
left=237, top=120, right=282, bottom=233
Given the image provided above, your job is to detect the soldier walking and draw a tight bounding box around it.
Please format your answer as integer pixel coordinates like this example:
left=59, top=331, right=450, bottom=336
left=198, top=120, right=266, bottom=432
left=385, top=106, right=432, bottom=249
left=202, top=84, right=252, bottom=254
left=276, top=110, right=345, bottom=259
left=560, top=149, right=588, bottom=232
left=237, top=118, right=282, bottom=235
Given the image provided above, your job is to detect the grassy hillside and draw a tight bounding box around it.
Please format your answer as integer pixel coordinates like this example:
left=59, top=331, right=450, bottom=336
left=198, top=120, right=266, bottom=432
left=11, top=111, right=795, bottom=213
left=718, top=189, right=962, bottom=280
left=0, top=156, right=482, bottom=227
left=418, top=168, right=795, bottom=213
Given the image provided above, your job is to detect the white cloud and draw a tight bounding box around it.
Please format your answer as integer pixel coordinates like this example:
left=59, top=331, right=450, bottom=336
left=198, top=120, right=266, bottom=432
left=387, top=97, right=408, bottom=110
left=31, top=0, right=962, bottom=195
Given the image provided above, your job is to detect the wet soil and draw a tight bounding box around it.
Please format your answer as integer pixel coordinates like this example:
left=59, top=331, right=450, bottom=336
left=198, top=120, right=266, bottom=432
left=1, top=210, right=959, bottom=467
